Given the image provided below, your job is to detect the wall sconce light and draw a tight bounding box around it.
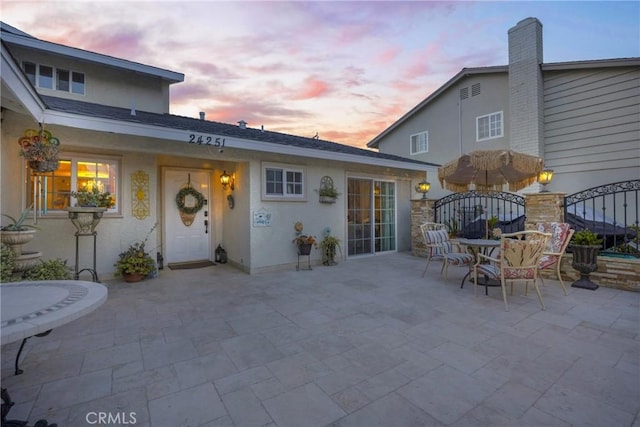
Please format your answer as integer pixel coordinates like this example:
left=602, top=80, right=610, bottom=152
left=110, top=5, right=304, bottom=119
left=415, top=180, right=431, bottom=199
left=538, top=169, right=554, bottom=192
left=220, top=170, right=234, bottom=191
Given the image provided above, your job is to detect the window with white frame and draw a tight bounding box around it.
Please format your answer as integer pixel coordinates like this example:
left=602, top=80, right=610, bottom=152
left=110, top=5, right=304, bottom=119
left=26, top=154, right=120, bottom=214
left=410, top=131, right=428, bottom=155
left=476, top=111, right=503, bottom=141
left=262, top=163, right=305, bottom=200
left=23, top=62, right=85, bottom=95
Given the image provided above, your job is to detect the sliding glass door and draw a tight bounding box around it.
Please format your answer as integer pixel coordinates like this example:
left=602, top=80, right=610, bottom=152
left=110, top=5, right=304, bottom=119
left=347, top=178, right=396, bottom=256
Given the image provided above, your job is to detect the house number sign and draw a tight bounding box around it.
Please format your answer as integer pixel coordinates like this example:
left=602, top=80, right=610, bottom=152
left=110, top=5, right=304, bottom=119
left=187, top=134, right=226, bottom=147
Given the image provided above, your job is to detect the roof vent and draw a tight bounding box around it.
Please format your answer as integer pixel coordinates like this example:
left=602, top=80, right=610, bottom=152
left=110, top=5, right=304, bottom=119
left=238, top=120, right=247, bottom=129
left=199, top=112, right=205, bottom=120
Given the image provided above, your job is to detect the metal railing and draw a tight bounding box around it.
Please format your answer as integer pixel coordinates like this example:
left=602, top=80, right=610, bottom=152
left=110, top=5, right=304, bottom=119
left=564, top=180, right=640, bottom=255
left=434, top=191, right=525, bottom=239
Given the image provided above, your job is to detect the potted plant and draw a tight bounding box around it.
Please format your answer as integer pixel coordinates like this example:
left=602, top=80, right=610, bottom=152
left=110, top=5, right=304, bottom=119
left=570, top=228, right=603, bottom=290
left=320, top=233, right=340, bottom=266
left=71, top=187, right=114, bottom=208
left=318, top=187, right=340, bottom=204
left=293, top=234, right=317, bottom=255
left=1, top=206, right=39, bottom=247
left=18, top=128, right=61, bottom=173
left=114, top=224, right=157, bottom=282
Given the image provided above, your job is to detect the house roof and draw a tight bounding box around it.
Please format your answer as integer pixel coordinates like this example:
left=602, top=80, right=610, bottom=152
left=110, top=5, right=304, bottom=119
left=0, top=22, right=184, bottom=83
left=367, top=57, right=640, bottom=148
left=41, top=95, right=438, bottom=170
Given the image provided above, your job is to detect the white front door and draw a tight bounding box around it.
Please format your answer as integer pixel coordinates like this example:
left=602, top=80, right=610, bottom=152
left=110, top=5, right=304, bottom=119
left=164, top=169, right=211, bottom=263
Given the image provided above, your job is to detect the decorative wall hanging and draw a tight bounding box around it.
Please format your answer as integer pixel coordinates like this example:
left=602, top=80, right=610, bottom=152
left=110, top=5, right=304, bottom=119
left=175, top=174, right=205, bottom=226
left=252, top=208, right=272, bottom=227
left=318, top=176, right=338, bottom=204
left=18, top=125, right=61, bottom=173
left=131, top=170, right=150, bottom=220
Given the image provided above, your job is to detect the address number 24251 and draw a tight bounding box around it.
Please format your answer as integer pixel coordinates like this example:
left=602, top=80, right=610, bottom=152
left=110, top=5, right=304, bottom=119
left=188, top=134, right=226, bottom=147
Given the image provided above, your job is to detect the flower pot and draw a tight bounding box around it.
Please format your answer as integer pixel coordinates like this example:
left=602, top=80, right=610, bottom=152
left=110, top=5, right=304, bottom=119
left=571, top=244, right=600, bottom=290
left=319, top=195, right=336, bottom=204
left=298, top=243, right=313, bottom=255
left=13, top=251, right=43, bottom=272
left=66, top=207, right=107, bottom=234
left=28, top=159, right=59, bottom=173
left=123, top=272, right=145, bottom=283
left=1, top=229, right=37, bottom=248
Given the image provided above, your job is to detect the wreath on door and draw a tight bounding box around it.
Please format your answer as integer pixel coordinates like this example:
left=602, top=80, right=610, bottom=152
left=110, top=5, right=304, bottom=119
left=175, top=186, right=205, bottom=215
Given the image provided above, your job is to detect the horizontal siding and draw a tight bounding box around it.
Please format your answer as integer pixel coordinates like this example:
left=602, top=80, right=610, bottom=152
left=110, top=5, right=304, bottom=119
left=543, top=66, right=640, bottom=175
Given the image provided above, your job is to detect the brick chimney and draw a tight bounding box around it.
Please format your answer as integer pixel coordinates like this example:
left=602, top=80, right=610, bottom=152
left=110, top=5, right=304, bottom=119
left=508, top=17, right=544, bottom=161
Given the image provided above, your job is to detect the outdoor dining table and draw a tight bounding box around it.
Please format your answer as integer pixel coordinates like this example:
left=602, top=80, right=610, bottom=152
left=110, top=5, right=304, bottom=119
left=458, top=238, right=501, bottom=294
left=1, top=280, right=107, bottom=426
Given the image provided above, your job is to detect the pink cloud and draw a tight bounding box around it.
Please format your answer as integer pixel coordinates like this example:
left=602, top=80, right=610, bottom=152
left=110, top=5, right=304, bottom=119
left=375, top=47, right=402, bottom=65
left=293, top=77, right=331, bottom=100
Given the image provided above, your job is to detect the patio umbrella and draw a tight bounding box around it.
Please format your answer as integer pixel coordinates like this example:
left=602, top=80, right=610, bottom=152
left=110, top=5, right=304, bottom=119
left=438, top=149, right=544, bottom=193
left=438, top=149, right=544, bottom=237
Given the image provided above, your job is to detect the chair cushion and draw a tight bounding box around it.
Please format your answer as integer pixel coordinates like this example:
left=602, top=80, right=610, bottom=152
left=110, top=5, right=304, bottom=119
left=424, top=230, right=452, bottom=255
left=444, top=253, right=474, bottom=265
left=538, top=254, right=558, bottom=269
left=476, top=263, right=500, bottom=279
left=537, top=223, right=571, bottom=253
left=503, top=267, right=537, bottom=279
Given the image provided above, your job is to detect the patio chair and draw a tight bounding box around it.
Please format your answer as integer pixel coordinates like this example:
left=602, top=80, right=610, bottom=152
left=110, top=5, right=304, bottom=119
left=536, top=222, right=575, bottom=295
left=420, top=223, right=474, bottom=279
left=473, top=230, right=551, bottom=311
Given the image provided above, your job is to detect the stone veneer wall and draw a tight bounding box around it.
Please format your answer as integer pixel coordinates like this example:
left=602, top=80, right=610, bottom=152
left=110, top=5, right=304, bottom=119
left=411, top=199, right=435, bottom=258
left=525, top=192, right=639, bottom=293
left=411, top=192, right=639, bottom=292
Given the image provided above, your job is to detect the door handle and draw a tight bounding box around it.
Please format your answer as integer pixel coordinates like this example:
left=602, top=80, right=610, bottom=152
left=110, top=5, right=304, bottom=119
left=204, top=219, right=208, bottom=234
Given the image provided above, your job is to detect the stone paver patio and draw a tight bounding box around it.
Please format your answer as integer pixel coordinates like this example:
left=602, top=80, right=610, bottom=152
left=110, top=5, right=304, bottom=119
left=2, top=252, right=639, bottom=426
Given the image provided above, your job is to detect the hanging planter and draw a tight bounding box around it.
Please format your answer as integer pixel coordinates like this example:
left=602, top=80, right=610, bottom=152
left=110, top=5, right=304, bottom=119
left=18, top=127, right=61, bottom=173
left=318, top=176, right=339, bottom=204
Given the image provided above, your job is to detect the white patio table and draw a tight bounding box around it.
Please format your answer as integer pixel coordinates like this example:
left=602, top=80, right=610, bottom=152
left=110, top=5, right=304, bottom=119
left=1, top=280, right=107, bottom=426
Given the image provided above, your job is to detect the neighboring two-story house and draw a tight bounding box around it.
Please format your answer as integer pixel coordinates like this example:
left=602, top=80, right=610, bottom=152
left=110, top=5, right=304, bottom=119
left=1, top=22, right=439, bottom=277
left=368, top=17, right=640, bottom=198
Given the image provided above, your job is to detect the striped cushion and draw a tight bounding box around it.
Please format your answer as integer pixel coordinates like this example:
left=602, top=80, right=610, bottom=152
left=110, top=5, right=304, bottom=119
left=444, top=253, right=474, bottom=265
left=476, top=263, right=500, bottom=279
left=424, top=230, right=452, bottom=254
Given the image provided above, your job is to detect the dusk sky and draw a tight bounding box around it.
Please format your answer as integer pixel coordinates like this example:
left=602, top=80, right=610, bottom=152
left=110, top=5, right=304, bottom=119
left=2, top=1, right=639, bottom=148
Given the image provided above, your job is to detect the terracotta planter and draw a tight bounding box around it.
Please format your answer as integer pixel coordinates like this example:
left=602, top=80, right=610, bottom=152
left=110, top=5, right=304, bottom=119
left=123, top=272, right=145, bottom=283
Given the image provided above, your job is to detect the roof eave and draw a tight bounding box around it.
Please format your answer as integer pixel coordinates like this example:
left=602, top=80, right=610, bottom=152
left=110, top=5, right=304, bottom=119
left=41, top=109, right=432, bottom=172
left=367, top=65, right=508, bottom=148
left=1, top=31, right=184, bottom=84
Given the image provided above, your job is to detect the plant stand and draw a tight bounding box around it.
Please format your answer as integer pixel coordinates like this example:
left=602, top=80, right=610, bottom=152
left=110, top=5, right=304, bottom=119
left=297, top=243, right=312, bottom=271
left=66, top=207, right=106, bottom=282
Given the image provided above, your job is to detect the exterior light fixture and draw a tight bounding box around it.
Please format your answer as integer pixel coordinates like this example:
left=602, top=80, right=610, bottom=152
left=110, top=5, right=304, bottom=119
left=415, top=180, right=431, bottom=199
left=538, top=169, right=554, bottom=192
left=220, top=170, right=234, bottom=191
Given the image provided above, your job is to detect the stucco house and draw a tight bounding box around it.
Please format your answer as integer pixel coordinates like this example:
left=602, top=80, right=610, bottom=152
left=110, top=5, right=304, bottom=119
left=1, top=22, right=439, bottom=278
left=367, top=17, right=640, bottom=198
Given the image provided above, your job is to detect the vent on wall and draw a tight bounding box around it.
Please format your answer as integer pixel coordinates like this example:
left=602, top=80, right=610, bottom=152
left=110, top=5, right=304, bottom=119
left=472, top=83, right=481, bottom=96
left=459, top=87, right=469, bottom=100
